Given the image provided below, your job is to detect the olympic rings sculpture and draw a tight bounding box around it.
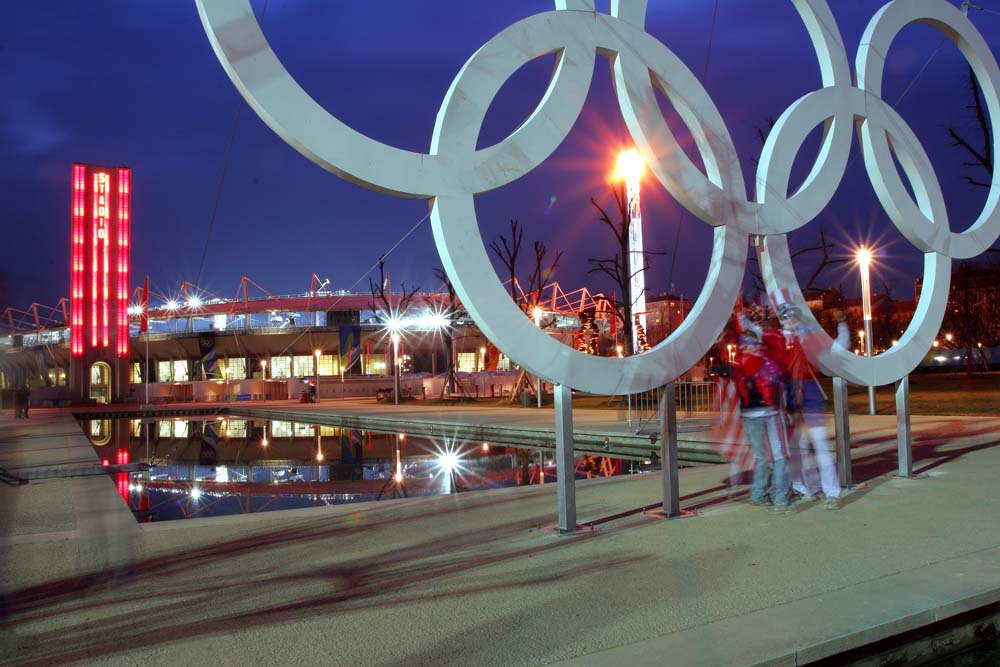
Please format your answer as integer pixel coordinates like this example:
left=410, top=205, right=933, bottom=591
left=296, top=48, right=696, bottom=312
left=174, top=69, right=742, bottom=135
left=197, top=0, right=1000, bottom=394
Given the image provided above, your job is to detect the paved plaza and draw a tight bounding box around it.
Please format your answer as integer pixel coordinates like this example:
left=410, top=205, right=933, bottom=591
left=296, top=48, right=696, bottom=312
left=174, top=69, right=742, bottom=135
left=1, top=403, right=1000, bottom=666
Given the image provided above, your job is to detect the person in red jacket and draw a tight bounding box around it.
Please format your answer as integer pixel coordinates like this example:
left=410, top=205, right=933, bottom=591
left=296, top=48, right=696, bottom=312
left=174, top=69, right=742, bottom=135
left=734, top=304, right=791, bottom=510
left=770, top=289, right=849, bottom=510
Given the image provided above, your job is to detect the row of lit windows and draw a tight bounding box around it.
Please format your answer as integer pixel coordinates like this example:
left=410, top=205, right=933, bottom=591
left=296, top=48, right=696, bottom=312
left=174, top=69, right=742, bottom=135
left=126, top=418, right=345, bottom=439
left=131, top=354, right=355, bottom=383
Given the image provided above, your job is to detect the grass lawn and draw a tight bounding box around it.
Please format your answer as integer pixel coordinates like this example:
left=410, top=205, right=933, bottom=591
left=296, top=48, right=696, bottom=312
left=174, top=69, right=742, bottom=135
left=827, top=371, right=1000, bottom=417
left=430, top=372, right=999, bottom=417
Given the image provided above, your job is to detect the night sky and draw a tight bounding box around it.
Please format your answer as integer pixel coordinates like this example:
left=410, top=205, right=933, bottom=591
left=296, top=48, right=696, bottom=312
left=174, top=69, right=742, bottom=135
left=2, top=1, right=998, bottom=314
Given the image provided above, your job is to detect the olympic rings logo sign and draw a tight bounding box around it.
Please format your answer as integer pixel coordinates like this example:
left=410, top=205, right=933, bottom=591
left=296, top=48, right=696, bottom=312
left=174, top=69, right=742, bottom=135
left=197, top=0, right=1000, bottom=394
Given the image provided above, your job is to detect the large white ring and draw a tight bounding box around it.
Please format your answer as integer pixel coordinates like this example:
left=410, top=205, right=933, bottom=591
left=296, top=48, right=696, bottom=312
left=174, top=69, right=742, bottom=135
left=857, top=0, right=1000, bottom=258
left=196, top=0, right=1000, bottom=391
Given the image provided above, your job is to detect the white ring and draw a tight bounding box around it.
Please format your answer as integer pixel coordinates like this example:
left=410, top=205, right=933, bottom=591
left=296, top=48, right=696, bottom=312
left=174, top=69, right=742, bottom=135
left=857, top=0, right=1000, bottom=258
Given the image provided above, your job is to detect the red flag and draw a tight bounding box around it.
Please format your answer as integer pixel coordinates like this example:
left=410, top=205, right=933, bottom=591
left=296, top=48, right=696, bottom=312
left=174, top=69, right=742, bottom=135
left=713, top=378, right=754, bottom=471
left=140, top=276, right=149, bottom=333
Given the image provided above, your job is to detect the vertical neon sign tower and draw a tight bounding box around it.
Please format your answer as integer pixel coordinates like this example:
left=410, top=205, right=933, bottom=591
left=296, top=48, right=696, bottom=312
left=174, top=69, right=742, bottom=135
left=615, top=149, right=645, bottom=354
left=69, top=163, right=131, bottom=402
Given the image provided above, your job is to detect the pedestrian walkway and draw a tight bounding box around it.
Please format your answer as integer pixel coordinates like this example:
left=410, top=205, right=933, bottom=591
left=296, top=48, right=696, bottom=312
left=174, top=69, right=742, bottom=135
left=1, top=407, right=999, bottom=666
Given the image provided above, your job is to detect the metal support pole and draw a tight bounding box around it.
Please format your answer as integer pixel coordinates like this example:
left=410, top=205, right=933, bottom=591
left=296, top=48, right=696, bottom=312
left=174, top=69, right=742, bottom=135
left=144, top=332, right=150, bottom=406
left=895, top=374, right=912, bottom=478
left=832, top=377, right=852, bottom=488
left=659, top=381, right=680, bottom=517
left=392, top=334, right=400, bottom=405
left=537, top=376, right=543, bottom=408
left=554, top=383, right=576, bottom=533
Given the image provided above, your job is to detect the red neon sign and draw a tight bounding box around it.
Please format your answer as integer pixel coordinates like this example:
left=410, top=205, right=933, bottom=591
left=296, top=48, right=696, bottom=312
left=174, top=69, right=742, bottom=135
left=71, top=164, right=86, bottom=357
left=117, top=168, right=130, bottom=357
left=72, top=164, right=132, bottom=358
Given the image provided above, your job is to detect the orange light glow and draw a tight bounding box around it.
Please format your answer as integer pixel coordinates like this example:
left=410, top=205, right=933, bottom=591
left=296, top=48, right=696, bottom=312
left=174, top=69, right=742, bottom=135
left=614, top=148, right=644, bottom=183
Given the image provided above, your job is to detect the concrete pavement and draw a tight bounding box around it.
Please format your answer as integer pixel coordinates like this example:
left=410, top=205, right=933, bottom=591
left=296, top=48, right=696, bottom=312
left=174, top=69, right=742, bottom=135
left=1, top=405, right=999, bottom=666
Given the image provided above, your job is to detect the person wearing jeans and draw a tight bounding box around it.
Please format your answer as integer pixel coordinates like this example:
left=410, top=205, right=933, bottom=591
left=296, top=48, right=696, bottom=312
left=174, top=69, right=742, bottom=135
left=743, top=409, right=790, bottom=507
left=771, top=289, right=850, bottom=510
left=734, top=308, right=791, bottom=510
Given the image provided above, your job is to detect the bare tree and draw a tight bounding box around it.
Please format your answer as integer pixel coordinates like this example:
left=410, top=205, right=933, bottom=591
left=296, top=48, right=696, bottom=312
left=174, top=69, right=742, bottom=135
left=432, top=267, right=461, bottom=394
left=368, top=257, right=419, bottom=379
left=525, top=240, right=563, bottom=305
left=368, top=257, right=419, bottom=320
left=948, top=66, right=993, bottom=189
left=489, top=219, right=524, bottom=303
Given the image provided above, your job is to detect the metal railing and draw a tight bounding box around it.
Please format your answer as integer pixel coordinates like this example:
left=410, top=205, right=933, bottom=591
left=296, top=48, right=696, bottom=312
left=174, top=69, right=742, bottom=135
left=625, top=381, right=719, bottom=432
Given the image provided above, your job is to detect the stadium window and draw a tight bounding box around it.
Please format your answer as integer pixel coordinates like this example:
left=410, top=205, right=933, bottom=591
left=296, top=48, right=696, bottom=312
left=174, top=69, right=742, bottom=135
left=172, top=360, right=190, bottom=382
left=223, top=357, right=246, bottom=380
left=158, top=361, right=172, bottom=382
left=317, top=354, right=336, bottom=376
left=270, top=356, right=291, bottom=378
left=457, top=352, right=477, bottom=373
left=293, top=355, right=314, bottom=377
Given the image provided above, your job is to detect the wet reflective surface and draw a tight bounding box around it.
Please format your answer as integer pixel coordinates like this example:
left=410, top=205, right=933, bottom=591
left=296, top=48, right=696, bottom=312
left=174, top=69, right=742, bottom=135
left=81, top=417, right=653, bottom=522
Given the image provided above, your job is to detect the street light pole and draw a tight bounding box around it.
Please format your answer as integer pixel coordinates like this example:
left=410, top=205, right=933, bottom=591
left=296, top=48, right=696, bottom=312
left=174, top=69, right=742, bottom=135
left=615, top=148, right=646, bottom=354
left=391, top=332, right=401, bottom=405
left=260, top=359, right=268, bottom=402
left=858, top=246, right=876, bottom=415
left=533, top=306, right=543, bottom=408
left=314, top=349, right=321, bottom=404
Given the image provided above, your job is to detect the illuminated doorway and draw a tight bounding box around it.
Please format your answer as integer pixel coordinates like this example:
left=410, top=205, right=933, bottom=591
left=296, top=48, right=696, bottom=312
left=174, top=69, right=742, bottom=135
left=90, top=361, right=111, bottom=404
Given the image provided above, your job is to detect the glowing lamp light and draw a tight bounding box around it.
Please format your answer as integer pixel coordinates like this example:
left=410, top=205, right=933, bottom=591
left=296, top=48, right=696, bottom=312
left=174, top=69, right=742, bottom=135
left=482, top=442, right=490, bottom=452
left=614, top=148, right=644, bottom=182
left=425, top=312, right=450, bottom=329
left=533, top=306, right=542, bottom=327
left=855, top=246, right=872, bottom=270
left=191, top=487, right=202, bottom=500
left=165, top=299, right=179, bottom=311
left=393, top=472, right=403, bottom=483
left=187, top=295, right=203, bottom=309
left=261, top=437, right=268, bottom=448
left=316, top=450, right=325, bottom=462
left=945, top=333, right=953, bottom=342
left=438, top=451, right=459, bottom=474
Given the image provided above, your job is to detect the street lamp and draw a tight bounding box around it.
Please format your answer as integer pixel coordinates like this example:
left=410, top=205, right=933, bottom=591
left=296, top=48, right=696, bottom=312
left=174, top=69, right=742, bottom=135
left=260, top=359, right=268, bottom=402
left=314, top=349, right=321, bottom=404
left=857, top=246, right=875, bottom=414
left=391, top=331, right=401, bottom=405
left=615, top=148, right=646, bottom=354
left=532, top=306, right=543, bottom=407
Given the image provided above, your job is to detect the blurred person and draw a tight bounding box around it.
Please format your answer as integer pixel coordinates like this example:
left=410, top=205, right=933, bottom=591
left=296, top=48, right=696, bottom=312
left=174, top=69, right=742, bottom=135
left=771, top=289, right=849, bottom=510
left=734, top=303, right=791, bottom=511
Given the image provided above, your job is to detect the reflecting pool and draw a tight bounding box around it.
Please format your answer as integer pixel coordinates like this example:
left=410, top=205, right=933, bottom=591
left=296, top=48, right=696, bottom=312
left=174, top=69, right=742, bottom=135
left=81, top=416, right=655, bottom=522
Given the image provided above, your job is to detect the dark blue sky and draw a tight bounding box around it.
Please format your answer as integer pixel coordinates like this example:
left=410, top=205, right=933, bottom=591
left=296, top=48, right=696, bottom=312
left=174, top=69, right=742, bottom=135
left=2, top=1, right=998, bottom=313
